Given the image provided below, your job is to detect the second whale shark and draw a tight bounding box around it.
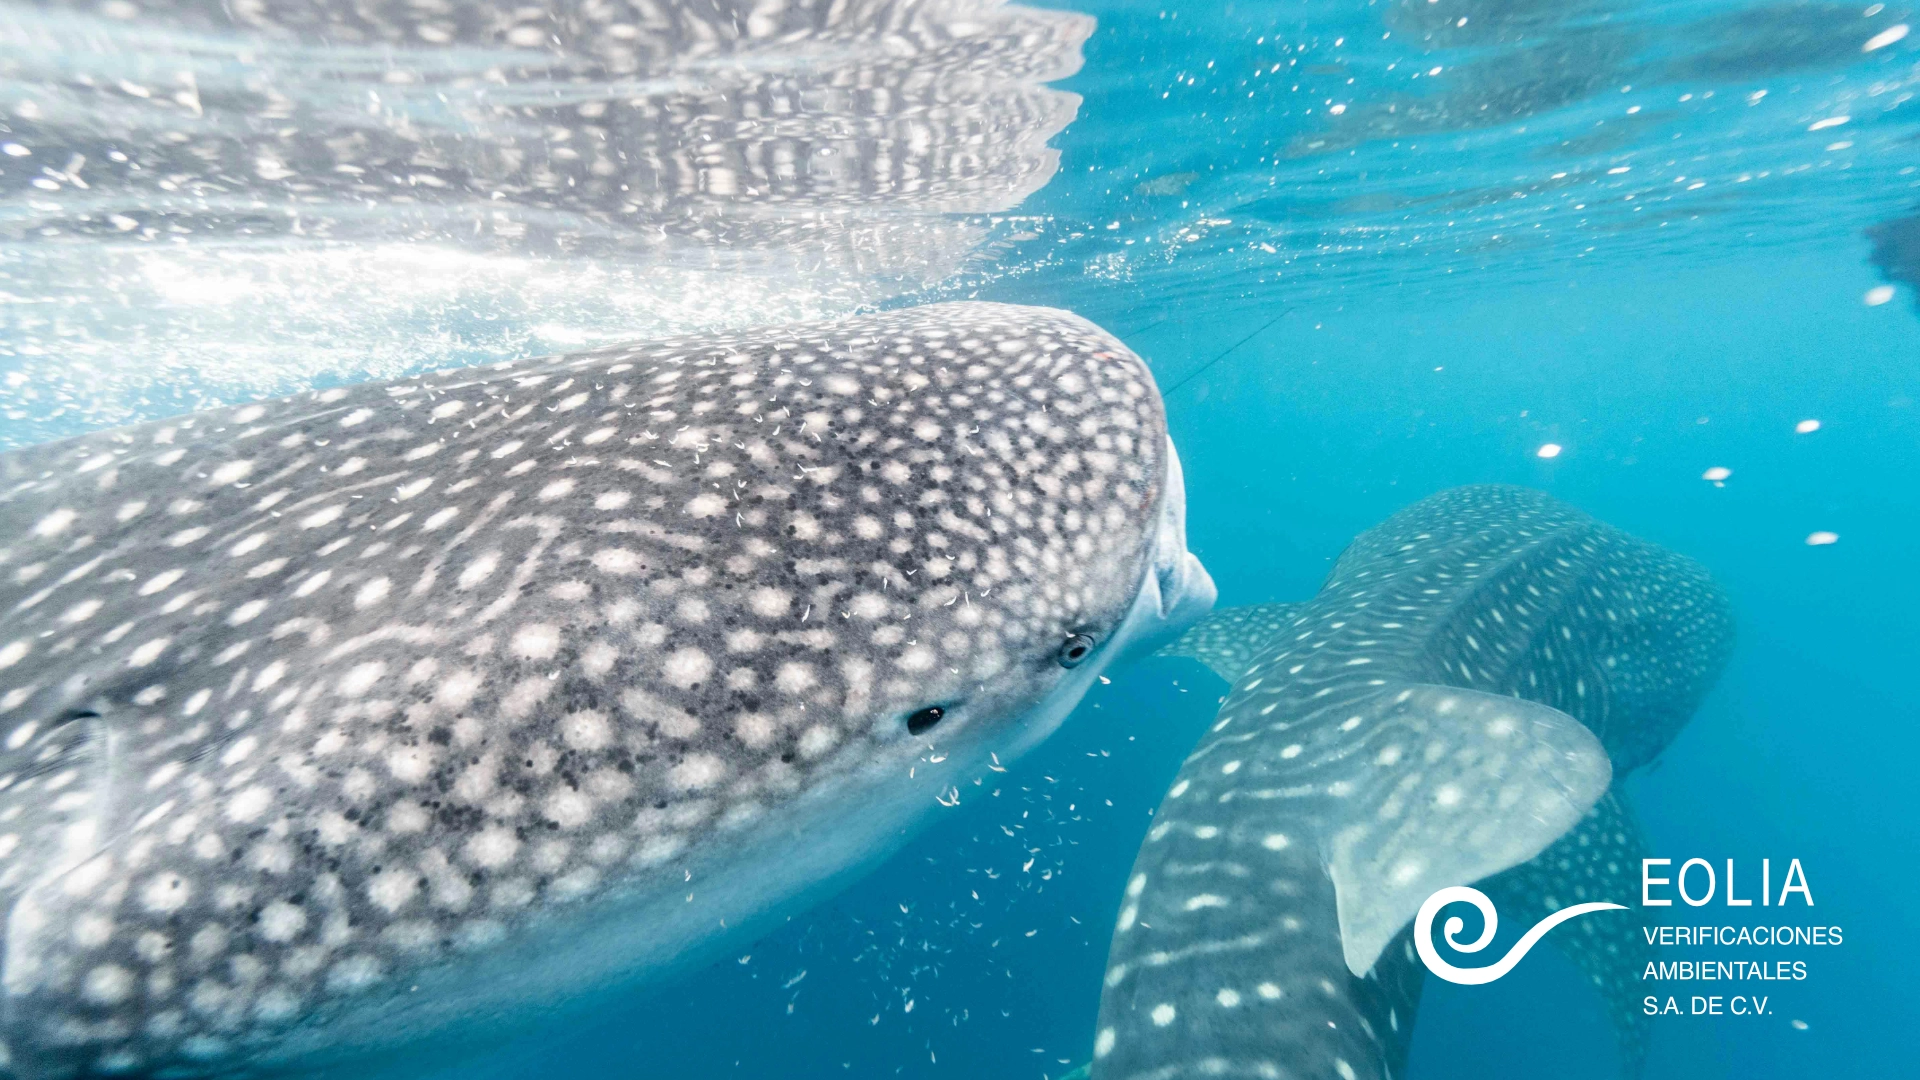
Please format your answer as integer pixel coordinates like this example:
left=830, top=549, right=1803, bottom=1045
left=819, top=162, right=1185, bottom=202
left=1094, top=485, right=1732, bottom=1080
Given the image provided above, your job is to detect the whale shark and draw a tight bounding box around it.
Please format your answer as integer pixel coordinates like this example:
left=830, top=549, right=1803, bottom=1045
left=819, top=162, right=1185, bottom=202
left=0, top=301, right=1215, bottom=1078
left=1095, top=485, right=1732, bottom=1080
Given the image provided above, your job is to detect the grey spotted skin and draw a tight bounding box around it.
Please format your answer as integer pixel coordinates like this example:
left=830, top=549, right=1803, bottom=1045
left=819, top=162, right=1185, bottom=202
left=1153, top=603, right=1302, bottom=683
left=0, top=302, right=1215, bottom=1078
left=1094, top=486, right=1731, bottom=1080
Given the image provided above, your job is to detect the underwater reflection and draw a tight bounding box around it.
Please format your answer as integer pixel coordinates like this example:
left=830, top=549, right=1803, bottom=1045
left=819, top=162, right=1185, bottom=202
left=0, top=0, right=1089, bottom=441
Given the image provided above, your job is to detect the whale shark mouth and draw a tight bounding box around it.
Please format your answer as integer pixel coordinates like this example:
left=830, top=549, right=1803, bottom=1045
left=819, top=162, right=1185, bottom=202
left=1123, top=435, right=1218, bottom=661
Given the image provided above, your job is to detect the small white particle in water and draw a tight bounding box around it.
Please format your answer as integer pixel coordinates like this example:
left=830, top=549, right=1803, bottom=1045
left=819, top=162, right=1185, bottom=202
left=1795, top=419, right=1821, bottom=434
left=1864, top=23, right=1909, bottom=51
left=1536, top=443, right=1562, bottom=459
left=1702, top=467, right=1731, bottom=482
left=1865, top=285, right=1896, bottom=306
left=1805, top=532, right=1839, bottom=546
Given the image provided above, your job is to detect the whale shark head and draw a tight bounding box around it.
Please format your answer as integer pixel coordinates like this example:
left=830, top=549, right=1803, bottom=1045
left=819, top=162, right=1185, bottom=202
left=0, top=301, right=1210, bottom=1076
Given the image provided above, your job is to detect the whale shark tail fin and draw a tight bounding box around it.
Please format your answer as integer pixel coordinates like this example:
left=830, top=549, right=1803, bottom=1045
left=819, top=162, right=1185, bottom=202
left=1152, top=601, right=1305, bottom=683
left=1483, top=787, right=1653, bottom=1077
left=1316, top=683, right=1613, bottom=978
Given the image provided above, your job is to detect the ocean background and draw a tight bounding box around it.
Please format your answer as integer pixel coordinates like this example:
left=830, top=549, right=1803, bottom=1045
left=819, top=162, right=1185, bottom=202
left=3, top=0, right=1916, bottom=1076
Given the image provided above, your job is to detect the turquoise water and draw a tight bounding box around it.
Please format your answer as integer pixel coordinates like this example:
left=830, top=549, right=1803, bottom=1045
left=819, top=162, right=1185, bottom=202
left=2, top=0, right=1915, bottom=1077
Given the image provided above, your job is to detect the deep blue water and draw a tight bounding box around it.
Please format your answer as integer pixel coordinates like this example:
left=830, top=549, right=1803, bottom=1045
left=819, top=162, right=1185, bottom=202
left=3, top=0, right=1916, bottom=1076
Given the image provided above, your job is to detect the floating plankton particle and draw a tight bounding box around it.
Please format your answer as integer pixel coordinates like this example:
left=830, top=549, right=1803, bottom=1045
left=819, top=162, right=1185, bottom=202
left=1865, top=285, right=1896, bottom=306
left=1702, top=467, right=1731, bottom=483
left=1536, top=443, right=1562, bottom=459
left=1805, top=532, right=1839, bottom=546
left=1864, top=24, right=1909, bottom=52
left=1795, top=419, right=1821, bottom=434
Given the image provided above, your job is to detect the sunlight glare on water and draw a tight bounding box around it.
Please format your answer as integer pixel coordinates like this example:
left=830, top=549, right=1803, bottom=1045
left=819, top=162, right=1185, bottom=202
left=0, top=0, right=1090, bottom=443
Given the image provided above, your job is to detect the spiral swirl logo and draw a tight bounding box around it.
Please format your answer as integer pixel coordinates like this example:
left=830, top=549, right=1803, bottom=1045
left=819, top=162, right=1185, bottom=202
left=1415, top=886, right=1627, bottom=985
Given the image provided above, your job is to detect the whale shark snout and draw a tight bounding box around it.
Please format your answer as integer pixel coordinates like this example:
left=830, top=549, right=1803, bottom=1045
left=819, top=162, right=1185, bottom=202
left=1112, top=435, right=1216, bottom=668
left=1145, top=437, right=1217, bottom=641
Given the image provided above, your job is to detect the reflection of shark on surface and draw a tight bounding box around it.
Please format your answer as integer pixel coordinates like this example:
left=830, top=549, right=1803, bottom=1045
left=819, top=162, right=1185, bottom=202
left=1094, top=485, right=1732, bottom=1080
left=6, top=0, right=1091, bottom=259
left=0, top=0, right=1096, bottom=446
left=0, top=302, right=1215, bottom=1077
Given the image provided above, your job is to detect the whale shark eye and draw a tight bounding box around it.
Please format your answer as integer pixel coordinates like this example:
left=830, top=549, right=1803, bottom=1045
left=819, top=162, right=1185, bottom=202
left=1058, top=633, right=1097, bottom=668
left=906, top=706, right=946, bottom=735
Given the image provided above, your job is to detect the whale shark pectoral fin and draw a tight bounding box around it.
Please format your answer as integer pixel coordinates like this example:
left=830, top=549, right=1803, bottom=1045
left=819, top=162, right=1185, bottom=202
left=1152, top=601, right=1305, bottom=683
left=1482, top=788, right=1653, bottom=1077
left=1325, top=683, right=1612, bottom=978
left=0, top=711, right=115, bottom=909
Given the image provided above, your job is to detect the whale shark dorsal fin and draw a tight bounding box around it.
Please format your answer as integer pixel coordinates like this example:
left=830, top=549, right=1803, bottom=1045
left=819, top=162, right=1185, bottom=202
left=1325, top=683, right=1612, bottom=978
left=1153, top=601, right=1305, bottom=682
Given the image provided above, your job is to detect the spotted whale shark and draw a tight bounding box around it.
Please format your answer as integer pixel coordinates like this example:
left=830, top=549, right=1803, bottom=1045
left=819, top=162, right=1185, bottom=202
left=0, top=302, right=1215, bottom=1077
left=1095, top=485, right=1732, bottom=1080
